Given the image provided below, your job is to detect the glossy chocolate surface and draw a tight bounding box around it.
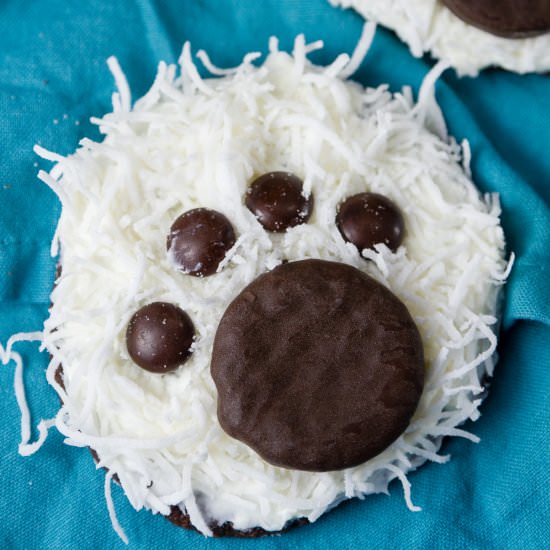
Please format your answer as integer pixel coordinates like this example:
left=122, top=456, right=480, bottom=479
left=336, top=192, right=404, bottom=253
left=245, top=172, right=313, bottom=232
left=167, top=208, right=236, bottom=277
left=126, top=302, right=194, bottom=373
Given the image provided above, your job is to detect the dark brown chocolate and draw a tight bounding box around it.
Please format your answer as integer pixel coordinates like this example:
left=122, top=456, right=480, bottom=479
left=442, top=0, right=550, bottom=38
left=211, top=259, right=424, bottom=472
left=167, top=208, right=236, bottom=277
left=126, top=302, right=194, bottom=373
left=167, top=505, right=308, bottom=537
left=245, top=172, right=313, bottom=232
left=336, top=192, right=404, bottom=253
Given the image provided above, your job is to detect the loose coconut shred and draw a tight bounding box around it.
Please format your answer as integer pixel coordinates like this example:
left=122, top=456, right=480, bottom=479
left=3, top=24, right=511, bottom=542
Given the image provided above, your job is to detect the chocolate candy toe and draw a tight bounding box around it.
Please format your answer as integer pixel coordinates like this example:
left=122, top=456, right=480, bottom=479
left=167, top=208, right=236, bottom=277
left=211, top=259, right=424, bottom=472
left=336, top=192, right=404, bottom=253
left=442, top=0, right=550, bottom=38
left=245, top=172, right=313, bottom=232
left=126, top=302, right=194, bottom=373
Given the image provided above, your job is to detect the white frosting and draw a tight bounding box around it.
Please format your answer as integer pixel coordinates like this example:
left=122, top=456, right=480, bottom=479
left=21, top=30, right=510, bottom=538
left=330, top=0, right=550, bottom=75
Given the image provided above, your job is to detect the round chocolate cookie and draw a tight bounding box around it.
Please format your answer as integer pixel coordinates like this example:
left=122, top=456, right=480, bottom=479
left=442, top=0, right=550, bottom=38
left=211, top=259, right=424, bottom=472
left=31, top=37, right=509, bottom=540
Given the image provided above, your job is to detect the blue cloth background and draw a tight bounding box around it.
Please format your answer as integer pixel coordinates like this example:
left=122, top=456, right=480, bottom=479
left=0, top=1, right=548, bottom=548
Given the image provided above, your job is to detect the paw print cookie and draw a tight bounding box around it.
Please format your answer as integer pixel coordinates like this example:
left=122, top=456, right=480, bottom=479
left=330, top=0, right=550, bottom=75
left=31, top=34, right=509, bottom=539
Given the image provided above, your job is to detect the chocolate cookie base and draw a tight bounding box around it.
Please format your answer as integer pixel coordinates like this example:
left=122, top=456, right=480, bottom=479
left=167, top=506, right=308, bottom=538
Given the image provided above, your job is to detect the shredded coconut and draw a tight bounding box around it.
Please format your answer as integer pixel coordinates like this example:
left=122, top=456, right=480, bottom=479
left=105, top=471, right=129, bottom=545
left=329, top=0, right=550, bottom=75
left=5, top=27, right=509, bottom=540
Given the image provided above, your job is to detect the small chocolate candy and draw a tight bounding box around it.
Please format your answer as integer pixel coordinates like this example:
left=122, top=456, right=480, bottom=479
left=167, top=208, right=236, bottom=277
left=336, top=192, right=404, bottom=253
left=442, top=0, right=550, bottom=38
left=126, top=302, right=194, bottom=373
left=245, top=171, right=313, bottom=232
left=211, top=259, right=424, bottom=472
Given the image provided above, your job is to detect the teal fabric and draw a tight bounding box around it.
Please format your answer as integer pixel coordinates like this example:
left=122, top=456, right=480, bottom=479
left=1, top=1, right=549, bottom=548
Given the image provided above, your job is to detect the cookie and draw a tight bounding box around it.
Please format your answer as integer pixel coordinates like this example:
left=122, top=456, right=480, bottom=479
left=330, top=0, right=550, bottom=75
left=24, top=31, right=508, bottom=541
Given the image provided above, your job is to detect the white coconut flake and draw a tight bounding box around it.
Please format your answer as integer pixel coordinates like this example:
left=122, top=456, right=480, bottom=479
left=6, top=30, right=510, bottom=542
left=329, top=0, right=550, bottom=75
left=0, top=332, right=54, bottom=454
left=385, top=464, right=422, bottom=512
left=339, top=21, right=377, bottom=79
left=196, top=49, right=262, bottom=76
left=105, top=471, right=129, bottom=545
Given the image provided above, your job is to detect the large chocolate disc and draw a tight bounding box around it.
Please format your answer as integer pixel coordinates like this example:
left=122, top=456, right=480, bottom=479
left=211, top=259, right=424, bottom=472
left=442, top=0, right=550, bottom=38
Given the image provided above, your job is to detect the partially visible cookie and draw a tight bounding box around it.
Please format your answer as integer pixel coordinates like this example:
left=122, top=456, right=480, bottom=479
left=442, top=0, right=550, bottom=38
left=330, top=0, right=550, bottom=75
